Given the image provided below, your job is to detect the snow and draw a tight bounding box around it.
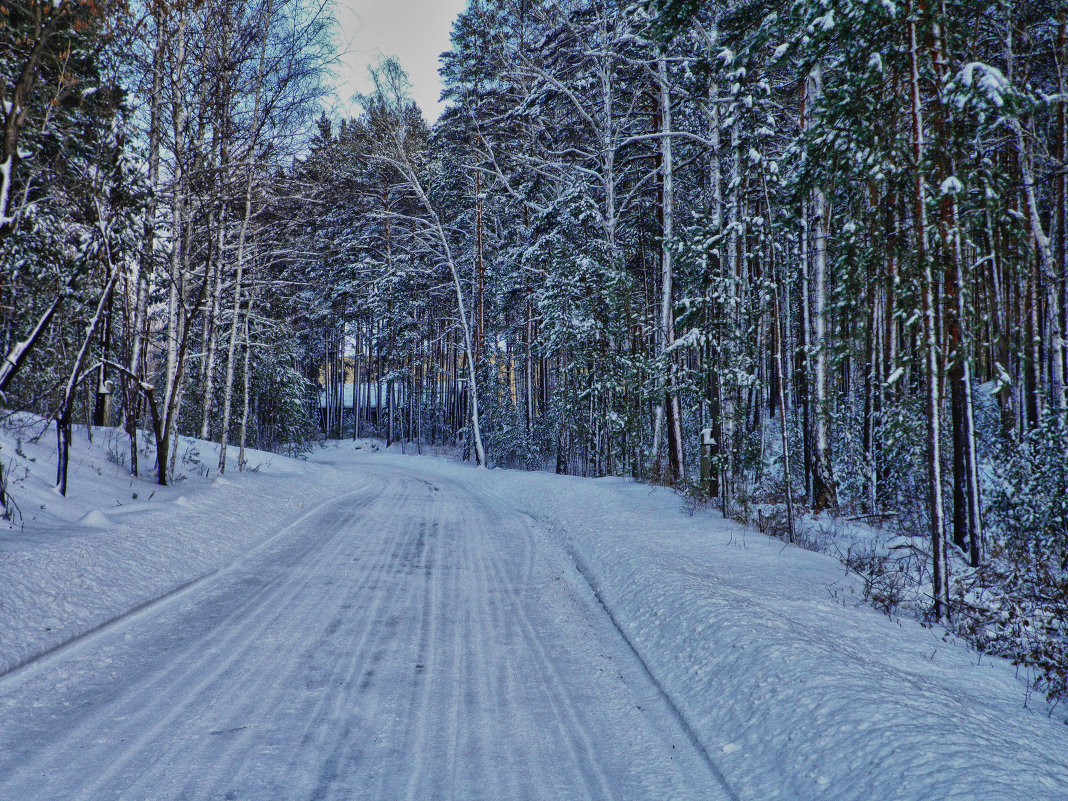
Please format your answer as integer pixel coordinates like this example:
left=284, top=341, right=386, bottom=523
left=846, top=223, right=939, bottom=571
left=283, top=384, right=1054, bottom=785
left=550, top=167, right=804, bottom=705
left=1, top=430, right=1066, bottom=799
left=0, top=416, right=339, bottom=676
left=0, top=155, right=15, bottom=226
left=814, top=11, right=835, bottom=32
left=75, top=509, right=112, bottom=528
left=957, top=62, right=1012, bottom=108
left=940, top=176, right=963, bottom=195
left=991, top=362, right=1013, bottom=395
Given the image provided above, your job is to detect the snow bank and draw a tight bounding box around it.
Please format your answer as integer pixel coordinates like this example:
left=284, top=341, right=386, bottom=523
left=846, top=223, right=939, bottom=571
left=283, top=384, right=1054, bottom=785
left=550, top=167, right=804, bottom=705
left=0, top=418, right=343, bottom=675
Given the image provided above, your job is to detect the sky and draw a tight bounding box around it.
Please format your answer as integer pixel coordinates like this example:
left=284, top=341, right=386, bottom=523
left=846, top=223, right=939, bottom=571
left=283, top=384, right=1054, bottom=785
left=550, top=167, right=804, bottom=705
left=331, top=0, right=470, bottom=122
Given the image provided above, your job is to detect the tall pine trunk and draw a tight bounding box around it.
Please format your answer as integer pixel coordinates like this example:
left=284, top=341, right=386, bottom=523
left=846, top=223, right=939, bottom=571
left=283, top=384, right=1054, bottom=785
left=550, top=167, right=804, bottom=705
left=909, top=0, right=950, bottom=622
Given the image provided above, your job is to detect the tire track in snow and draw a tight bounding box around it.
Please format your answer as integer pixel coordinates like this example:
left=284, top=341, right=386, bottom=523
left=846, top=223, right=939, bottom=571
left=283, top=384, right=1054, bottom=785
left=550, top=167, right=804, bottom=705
left=453, top=486, right=529, bottom=799
left=141, top=475, right=426, bottom=799
left=185, top=492, right=406, bottom=798
left=304, top=476, right=446, bottom=799
left=67, top=502, right=376, bottom=799
left=529, top=509, right=743, bottom=801
left=360, top=484, right=444, bottom=801
left=0, top=479, right=387, bottom=798
left=440, top=518, right=474, bottom=801
left=398, top=512, right=443, bottom=801
left=477, top=498, right=618, bottom=800
left=450, top=478, right=737, bottom=801
left=286, top=476, right=432, bottom=800
left=0, top=476, right=376, bottom=684
left=464, top=493, right=614, bottom=800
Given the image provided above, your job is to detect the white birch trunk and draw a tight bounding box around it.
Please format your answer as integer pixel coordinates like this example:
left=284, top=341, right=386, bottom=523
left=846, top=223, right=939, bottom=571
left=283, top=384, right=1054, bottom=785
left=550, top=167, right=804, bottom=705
left=200, top=206, right=227, bottom=439
left=807, top=66, right=836, bottom=512
left=1010, top=118, right=1063, bottom=411
left=219, top=0, right=272, bottom=473
left=658, top=53, right=684, bottom=482
left=419, top=191, right=486, bottom=466
left=238, top=290, right=256, bottom=471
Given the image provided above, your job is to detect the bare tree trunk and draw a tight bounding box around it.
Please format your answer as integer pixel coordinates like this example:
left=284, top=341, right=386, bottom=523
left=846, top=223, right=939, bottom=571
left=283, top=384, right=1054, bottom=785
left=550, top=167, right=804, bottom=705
left=1057, top=13, right=1068, bottom=414
left=811, top=191, right=835, bottom=511
left=199, top=12, right=233, bottom=442
left=708, top=67, right=724, bottom=500
left=238, top=289, right=256, bottom=471
left=57, top=267, right=120, bottom=495
left=161, top=3, right=191, bottom=479
left=200, top=205, right=227, bottom=439
left=387, top=156, right=487, bottom=466
left=122, top=8, right=168, bottom=476
left=525, top=272, right=534, bottom=434
left=926, top=8, right=984, bottom=566
left=806, top=67, right=837, bottom=513
left=92, top=285, right=114, bottom=428
left=909, top=1, right=950, bottom=622
left=798, top=77, right=815, bottom=507
left=475, top=169, right=485, bottom=358
left=1010, top=116, right=1058, bottom=413
left=657, top=53, right=685, bottom=483
left=764, top=175, right=796, bottom=542
left=353, top=320, right=362, bottom=440
left=0, top=289, right=65, bottom=395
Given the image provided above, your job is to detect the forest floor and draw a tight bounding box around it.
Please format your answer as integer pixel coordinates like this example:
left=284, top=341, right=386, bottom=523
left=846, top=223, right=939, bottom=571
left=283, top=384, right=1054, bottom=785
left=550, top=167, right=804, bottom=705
left=0, top=423, right=1066, bottom=800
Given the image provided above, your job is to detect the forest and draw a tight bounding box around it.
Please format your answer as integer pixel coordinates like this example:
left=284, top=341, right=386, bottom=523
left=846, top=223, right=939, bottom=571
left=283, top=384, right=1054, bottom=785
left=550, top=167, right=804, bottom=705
left=1, top=1, right=1066, bottom=700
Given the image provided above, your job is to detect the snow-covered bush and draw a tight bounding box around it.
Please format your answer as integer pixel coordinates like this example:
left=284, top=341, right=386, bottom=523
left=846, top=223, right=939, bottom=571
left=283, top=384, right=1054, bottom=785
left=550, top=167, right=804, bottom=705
left=954, top=554, right=1068, bottom=704
left=988, top=414, right=1068, bottom=569
left=954, top=414, right=1068, bottom=702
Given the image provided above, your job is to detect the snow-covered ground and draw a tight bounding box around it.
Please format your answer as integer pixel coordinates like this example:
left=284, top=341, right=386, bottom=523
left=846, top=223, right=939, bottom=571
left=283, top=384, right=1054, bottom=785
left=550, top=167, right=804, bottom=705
left=0, top=417, right=344, bottom=677
left=1, top=426, right=1066, bottom=799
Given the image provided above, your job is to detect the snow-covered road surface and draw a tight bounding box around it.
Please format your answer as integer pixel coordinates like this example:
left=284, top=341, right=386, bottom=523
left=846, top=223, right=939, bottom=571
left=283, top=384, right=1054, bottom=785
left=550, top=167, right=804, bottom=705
left=2, top=440, right=1067, bottom=800
left=0, top=460, right=726, bottom=800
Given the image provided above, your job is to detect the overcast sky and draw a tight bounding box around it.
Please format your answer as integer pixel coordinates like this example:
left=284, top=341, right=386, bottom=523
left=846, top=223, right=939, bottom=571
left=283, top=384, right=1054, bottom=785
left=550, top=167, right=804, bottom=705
left=331, top=0, right=470, bottom=122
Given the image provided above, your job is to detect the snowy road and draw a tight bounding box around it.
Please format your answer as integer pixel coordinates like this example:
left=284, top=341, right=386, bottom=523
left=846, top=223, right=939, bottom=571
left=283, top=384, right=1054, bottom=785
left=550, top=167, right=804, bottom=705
left=3, top=443, right=1067, bottom=801
left=0, top=461, right=728, bottom=800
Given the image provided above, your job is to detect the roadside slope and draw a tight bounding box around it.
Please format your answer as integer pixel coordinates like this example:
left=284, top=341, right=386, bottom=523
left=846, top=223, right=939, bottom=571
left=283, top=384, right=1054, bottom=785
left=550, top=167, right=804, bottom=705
left=0, top=421, right=348, bottom=675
